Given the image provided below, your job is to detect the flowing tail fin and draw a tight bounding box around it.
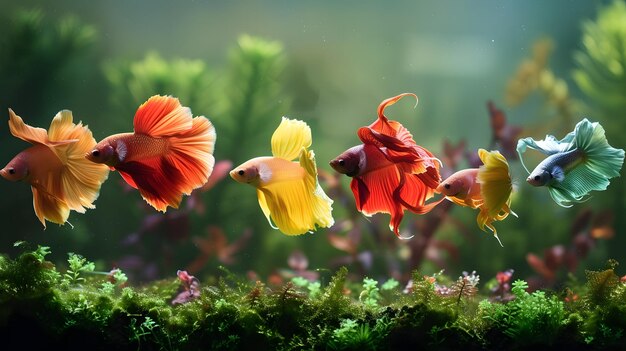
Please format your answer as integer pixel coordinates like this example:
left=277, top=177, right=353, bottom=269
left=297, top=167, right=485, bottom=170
left=476, top=149, right=515, bottom=245
left=549, top=119, right=624, bottom=207
left=48, top=110, right=110, bottom=214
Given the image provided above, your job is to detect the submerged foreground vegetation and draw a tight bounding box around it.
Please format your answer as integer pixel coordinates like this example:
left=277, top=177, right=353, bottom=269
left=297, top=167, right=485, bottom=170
left=1, top=244, right=625, bottom=350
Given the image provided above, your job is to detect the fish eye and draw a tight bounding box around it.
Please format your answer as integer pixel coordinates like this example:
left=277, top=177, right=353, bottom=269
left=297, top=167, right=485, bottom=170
left=91, top=150, right=100, bottom=157
left=338, top=159, right=345, bottom=166
left=8, top=168, right=15, bottom=175
left=444, top=184, right=450, bottom=189
left=534, top=175, right=541, bottom=181
left=238, top=170, right=245, bottom=176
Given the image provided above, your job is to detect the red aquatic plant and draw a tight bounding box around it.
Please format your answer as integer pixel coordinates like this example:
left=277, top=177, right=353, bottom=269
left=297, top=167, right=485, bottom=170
left=490, top=269, right=515, bottom=302
left=186, top=226, right=252, bottom=274
left=525, top=208, right=614, bottom=290
left=171, top=270, right=200, bottom=305
left=487, top=101, right=522, bottom=160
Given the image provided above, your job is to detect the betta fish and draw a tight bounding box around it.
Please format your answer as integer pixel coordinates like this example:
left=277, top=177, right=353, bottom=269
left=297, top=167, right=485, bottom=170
left=437, top=149, right=515, bottom=246
left=230, top=117, right=334, bottom=235
left=517, top=118, right=624, bottom=207
left=329, top=93, right=442, bottom=239
left=0, top=109, right=109, bottom=227
left=86, top=95, right=216, bottom=212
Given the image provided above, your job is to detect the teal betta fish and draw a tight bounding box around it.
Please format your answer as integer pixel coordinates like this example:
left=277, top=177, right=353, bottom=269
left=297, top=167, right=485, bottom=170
left=517, top=118, right=624, bottom=207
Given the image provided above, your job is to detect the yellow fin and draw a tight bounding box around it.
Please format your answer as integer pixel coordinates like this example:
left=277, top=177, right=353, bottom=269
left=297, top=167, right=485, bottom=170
left=299, top=148, right=334, bottom=229
left=48, top=110, right=109, bottom=214
left=476, top=149, right=513, bottom=219
left=271, top=117, right=312, bottom=160
left=257, top=189, right=279, bottom=230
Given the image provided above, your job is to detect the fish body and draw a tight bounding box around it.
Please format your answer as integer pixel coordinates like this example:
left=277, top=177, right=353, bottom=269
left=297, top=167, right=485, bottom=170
left=1, top=108, right=109, bottom=227
left=437, top=149, right=515, bottom=246
left=526, top=149, right=583, bottom=186
left=230, top=117, right=333, bottom=236
left=86, top=95, right=216, bottom=212
left=330, top=93, right=442, bottom=239
left=517, top=118, right=624, bottom=207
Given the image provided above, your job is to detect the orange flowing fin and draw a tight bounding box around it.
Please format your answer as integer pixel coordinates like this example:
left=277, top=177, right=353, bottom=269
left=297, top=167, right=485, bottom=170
left=31, top=179, right=70, bottom=228
left=133, top=95, right=193, bottom=137
left=47, top=110, right=110, bottom=212
left=115, top=158, right=184, bottom=212
left=166, top=116, right=216, bottom=195
left=8, top=109, right=75, bottom=147
left=350, top=164, right=408, bottom=238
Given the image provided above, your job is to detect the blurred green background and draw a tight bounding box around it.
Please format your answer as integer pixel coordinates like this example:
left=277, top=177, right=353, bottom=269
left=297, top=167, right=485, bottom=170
left=0, top=0, right=623, bottom=288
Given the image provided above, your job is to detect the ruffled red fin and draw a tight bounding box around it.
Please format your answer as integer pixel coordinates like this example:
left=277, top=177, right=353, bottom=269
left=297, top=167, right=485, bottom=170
left=133, top=95, right=193, bottom=137
left=167, top=117, right=216, bottom=195
left=350, top=164, right=406, bottom=237
left=115, top=158, right=184, bottom=212
left=370, top=93, right=418, bottom=141
left=116, top=114, right=216, bottom=212
left=396, top=172, right=442, bottom=214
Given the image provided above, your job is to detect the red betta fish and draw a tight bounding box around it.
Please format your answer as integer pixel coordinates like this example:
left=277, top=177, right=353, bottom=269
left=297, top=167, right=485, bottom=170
left=86, top=95, right=216, bottom=212
left=329, top=93, right=442, bottom=239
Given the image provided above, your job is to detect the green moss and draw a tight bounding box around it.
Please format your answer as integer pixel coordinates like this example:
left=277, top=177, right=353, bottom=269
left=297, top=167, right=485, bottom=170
left=1, top=246, right=625, bottom=350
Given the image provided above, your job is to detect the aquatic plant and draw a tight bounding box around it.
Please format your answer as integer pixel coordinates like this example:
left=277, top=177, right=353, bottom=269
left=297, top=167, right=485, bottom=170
left=1, top=245, right=626, bottom=349
left=573, top=0, right=626, bottom=124
left=0, top=9, right=97, bottom=119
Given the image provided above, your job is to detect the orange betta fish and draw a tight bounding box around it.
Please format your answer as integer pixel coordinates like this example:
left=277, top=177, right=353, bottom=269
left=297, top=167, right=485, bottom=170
left=230, top=117, right=334, bottom=235
left=437, top=149, right=516, bottom=246
left=329, top=93, right=442, bottom=239
left=86, top=95, right=216, bottom=212
left=0, top=109, right=109, bottom=227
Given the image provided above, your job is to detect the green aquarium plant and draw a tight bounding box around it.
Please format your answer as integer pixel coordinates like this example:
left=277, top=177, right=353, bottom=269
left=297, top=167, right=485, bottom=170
left=1, top=245, right=626, bottom=349
left=0, top=9, right=97, bottom=119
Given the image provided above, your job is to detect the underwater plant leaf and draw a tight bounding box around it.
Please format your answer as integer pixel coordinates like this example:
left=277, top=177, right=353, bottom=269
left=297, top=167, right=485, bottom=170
left=584, top=266, right=620, bottom=306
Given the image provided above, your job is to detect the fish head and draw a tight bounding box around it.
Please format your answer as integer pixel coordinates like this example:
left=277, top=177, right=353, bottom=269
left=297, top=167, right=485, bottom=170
left=86, top=142, right=115, bottom=165
left=436, top=175, right=466, bottom=197
left=527, top=169, right=551, bottom=187
left=329, top=145, right=363, bottom=177
left=230, top=163, right=259, bottom=185
left=0, top=156, right=28, bottom=182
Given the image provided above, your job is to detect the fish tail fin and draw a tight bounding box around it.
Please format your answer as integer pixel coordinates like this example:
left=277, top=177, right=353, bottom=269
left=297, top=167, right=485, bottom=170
left=167, top=116, right=216, bottom=195
left=575, top=118, right=624, bottom=179
left=121, top=96, right=216, bottom=211
left=47, top=110, right=110, bottom=213
left=300, top=148, right=334, bottom=230
left=550, top=119, right=625, bottom=207
left=271, top=117, right=312, bottom=160
left=477, top=149, right=514, bottom=220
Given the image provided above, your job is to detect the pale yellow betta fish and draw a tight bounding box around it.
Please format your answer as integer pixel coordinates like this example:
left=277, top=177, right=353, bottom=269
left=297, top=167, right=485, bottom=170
left=230, top=117, right=334, bottom=235
left=436, top=149, right=516, bottom=246
left=0, top=109, right=109, bottom=227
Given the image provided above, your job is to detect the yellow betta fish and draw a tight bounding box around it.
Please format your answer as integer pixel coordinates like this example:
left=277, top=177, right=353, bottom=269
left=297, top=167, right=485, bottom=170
left=436, top=149, right=516, bottom=246
left=0, top=109, right=109, bottom=227
left=230, top=117, right=334, bottom=235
